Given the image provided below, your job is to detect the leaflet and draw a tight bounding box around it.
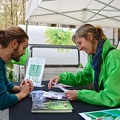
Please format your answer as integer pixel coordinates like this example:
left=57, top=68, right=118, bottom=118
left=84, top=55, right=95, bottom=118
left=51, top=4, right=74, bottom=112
left=52, top=82, right=69, bottom=92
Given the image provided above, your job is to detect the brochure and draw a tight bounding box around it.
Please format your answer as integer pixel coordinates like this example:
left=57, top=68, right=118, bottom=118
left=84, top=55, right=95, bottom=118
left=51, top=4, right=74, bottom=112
left=52, top=82, right=69, bottom=92
left=79, top=108, right=120, bottom=120
left=52, top=83, right=73, bottom=88
left=42, top=91, right=68, bottom=100
left=25, top=58, right=46, bottom=87
left=31, top=90, right=73, bottom=113
left=31, top=100, right=73, bottom=113
left=31, top=90, right=47, bottom=102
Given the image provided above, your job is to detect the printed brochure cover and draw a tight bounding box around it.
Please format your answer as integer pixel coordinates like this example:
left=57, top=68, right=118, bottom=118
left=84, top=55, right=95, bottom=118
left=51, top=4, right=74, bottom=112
left=79, top=108, right=120, bottom=120
left=31, top=100, right=73, bottom=113
left=42, top=91, right=68, bottom=100
left=31, top=90, right=73, bottom=113
left=25, top=58, right=46, bottom=87
left=31, top=90, right=68, bottom=101
left=31, top=90, right=47, bottom=102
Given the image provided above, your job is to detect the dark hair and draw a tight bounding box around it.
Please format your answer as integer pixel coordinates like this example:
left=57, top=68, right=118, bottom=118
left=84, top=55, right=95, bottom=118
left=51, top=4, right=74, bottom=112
left=0, top=26, right=29, bottom=48
left=72, top=24, right=106, bottom=43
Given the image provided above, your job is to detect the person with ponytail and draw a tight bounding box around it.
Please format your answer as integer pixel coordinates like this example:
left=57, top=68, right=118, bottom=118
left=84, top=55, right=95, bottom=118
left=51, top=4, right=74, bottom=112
left=0, top=26, right=33, bottom=110
left=48, top=24, right=120, bottom=107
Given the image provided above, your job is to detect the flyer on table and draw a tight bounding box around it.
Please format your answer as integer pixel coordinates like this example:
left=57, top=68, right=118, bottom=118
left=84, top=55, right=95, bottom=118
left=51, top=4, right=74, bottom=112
left=25, top=57, right=46, bottom=87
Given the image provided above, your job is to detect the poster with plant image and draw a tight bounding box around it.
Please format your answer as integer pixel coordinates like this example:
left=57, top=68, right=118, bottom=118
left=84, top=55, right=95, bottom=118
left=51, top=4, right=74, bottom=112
left=25, top=58, right=46, bottom=87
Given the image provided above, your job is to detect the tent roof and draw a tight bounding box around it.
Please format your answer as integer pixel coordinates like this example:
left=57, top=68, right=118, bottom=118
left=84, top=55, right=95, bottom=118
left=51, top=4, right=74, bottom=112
left=26, top=0, right=120, bottom=28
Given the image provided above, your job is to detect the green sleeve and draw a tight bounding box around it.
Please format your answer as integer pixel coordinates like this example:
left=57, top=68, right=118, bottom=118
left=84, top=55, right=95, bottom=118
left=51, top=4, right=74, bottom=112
left=59, top=58, right=93, bottom=87
left=77, top=54, right=120, bottom=107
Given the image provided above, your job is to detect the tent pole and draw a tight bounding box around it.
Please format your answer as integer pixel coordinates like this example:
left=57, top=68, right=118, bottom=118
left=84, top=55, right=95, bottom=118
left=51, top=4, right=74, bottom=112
left=24, top=20, right=29, bottom=76
left=25, top=20, right=28, bottom=33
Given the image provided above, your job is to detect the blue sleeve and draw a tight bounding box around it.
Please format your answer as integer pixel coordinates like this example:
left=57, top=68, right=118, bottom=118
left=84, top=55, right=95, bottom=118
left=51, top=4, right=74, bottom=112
left=5, top=76, right=16, bottom=91
left=0, top=65, right=18, bottom=110
left=0, top=77, right=18, bottom=110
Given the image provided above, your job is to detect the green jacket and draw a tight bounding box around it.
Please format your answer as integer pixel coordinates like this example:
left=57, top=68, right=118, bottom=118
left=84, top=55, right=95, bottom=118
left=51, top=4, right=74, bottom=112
left=59, top=39, right=120, bottom=107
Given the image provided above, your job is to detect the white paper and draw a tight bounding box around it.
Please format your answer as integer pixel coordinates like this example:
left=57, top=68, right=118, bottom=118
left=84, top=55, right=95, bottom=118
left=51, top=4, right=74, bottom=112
left=52, top=83, right=73, bottom=88
left=79, top=113, right=92, bottom=120
left=52, top=82, right=69, bottom=92
left=25, top=58, right=46, bottom=87
left=42, top=91, right=68, bottom=100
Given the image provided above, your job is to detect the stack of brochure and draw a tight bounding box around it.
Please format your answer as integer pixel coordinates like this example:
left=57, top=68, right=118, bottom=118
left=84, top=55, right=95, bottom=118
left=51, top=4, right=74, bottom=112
left=31, top=90, right=73, bottom=113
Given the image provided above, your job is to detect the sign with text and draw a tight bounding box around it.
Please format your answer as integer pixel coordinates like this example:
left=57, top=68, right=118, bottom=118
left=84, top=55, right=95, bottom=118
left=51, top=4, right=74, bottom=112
left=25, top=58, right=46, bottom=87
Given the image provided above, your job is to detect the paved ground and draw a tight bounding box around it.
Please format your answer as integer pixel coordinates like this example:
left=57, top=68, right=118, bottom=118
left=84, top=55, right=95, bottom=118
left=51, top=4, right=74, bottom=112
left=0, top=109, right=9, bottom=120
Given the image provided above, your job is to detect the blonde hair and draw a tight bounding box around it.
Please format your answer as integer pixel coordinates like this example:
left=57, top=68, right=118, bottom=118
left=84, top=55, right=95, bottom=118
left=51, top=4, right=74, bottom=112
left=72, top=24, right=106, bottom=43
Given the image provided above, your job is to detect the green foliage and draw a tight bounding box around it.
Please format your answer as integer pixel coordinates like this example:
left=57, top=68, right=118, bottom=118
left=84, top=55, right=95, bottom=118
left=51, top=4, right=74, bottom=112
left=0, top=0, right=25, bottom=29
left=78, top=63, right=83, bottom=68
left=6, top=60, right=13, bottom=69
left=0, top=0, right=26, bottom=82
left=45, top=28, right=75, bottom=52
left=8, top=70, right=13, bottom=82
left=6, top=60, right=14, bottom=82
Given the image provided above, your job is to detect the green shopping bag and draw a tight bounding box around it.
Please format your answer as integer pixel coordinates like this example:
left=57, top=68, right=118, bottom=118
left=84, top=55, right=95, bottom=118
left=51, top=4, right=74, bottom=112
left=12, top=49, right=28, bottom=66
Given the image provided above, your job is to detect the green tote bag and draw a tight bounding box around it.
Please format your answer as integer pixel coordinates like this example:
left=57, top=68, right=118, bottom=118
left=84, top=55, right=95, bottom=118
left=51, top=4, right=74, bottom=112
left=12, top=49, right=28, bottom=66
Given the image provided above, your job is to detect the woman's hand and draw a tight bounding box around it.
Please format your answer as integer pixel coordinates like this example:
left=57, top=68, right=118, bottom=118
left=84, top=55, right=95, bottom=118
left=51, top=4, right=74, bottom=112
left=48, top=76, right=60, bottom=89
left=64, top=90, right=78, bottom=100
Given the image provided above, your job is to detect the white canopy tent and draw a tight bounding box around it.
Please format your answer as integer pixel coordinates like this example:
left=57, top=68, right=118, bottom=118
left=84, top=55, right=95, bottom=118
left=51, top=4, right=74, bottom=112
left=22, top=0, right=120, bottom=81
left=26, top=0, right=120, bottom=28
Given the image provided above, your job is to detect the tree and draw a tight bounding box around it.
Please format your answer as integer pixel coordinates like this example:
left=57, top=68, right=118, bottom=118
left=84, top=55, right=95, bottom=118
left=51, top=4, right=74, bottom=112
left=0, top=0, right=26, bottom=81
left=0, top=0, right=26, bottom=29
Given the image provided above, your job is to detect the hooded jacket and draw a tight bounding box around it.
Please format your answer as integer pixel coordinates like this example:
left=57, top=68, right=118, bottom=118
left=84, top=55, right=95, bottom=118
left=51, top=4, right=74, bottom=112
left=59, top=39, right=120, bottom=107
